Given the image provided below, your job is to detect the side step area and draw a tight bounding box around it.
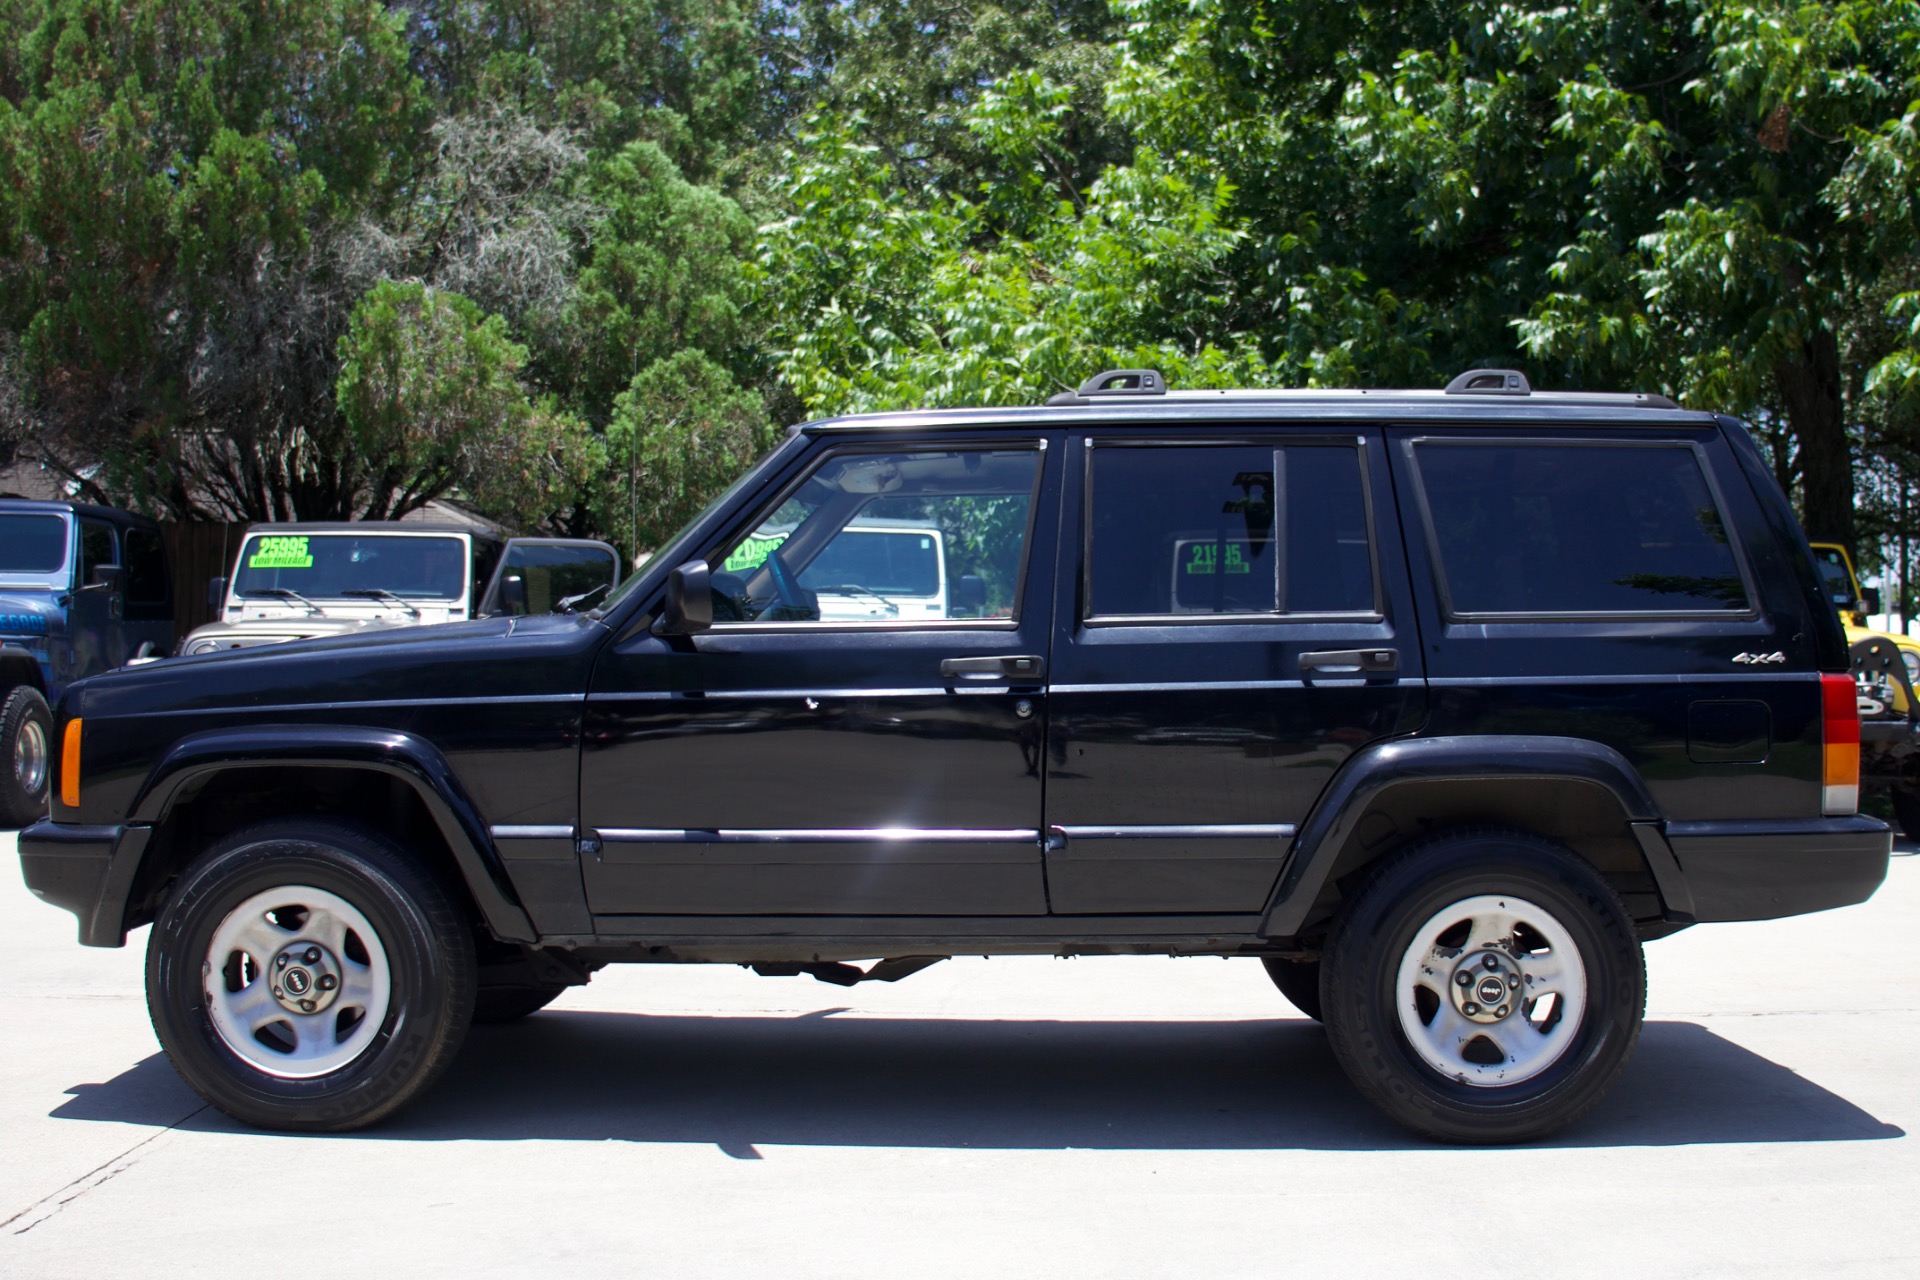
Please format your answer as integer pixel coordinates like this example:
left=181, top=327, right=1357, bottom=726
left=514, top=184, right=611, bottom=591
left=747, top=956, right=948, bottom=987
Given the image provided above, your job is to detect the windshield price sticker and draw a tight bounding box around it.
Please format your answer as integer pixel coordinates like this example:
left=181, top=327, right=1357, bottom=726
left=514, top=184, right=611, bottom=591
left=248, top=536, right=313, bottom=569
left=724, top=533, right=789, bottom=574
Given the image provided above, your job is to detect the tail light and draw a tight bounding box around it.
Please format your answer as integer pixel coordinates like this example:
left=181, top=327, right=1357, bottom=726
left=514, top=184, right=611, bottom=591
left=59, top=718, right=82, bottom=809
left=1821, top=674, right=1859, bottom=815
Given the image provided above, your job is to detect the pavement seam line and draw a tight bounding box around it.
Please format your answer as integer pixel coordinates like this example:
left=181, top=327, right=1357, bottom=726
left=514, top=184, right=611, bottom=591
left=2, top=1103, right=210, bottom=1236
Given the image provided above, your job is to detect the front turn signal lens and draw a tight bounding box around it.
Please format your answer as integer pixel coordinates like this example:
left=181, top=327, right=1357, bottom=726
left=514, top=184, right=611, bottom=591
left=60, top=718, right=82, bottom=809
left=1821, top=674, right=1859, bottom=815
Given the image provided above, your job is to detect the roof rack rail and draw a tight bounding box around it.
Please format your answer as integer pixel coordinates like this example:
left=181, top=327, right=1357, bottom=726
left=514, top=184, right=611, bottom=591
left=1047, top=368, right=1166, bottom=405
left=1444, top=368, right=1531, bottom=396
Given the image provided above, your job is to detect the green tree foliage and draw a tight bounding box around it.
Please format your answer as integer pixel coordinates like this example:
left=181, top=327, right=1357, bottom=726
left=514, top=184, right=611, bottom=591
left=335, top=281, right=587, bottom=522
left=7, top=0, right=1920, bottom=576
left=569, top=141, right=759, bottom=416
left=598, top=348, right=775, bottom=552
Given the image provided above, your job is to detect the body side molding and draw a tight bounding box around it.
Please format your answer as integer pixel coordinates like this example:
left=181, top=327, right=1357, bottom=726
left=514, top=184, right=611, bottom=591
left=127, top=724, right=535, bottom=942
left=1261, top=734, right=1664, bottom=937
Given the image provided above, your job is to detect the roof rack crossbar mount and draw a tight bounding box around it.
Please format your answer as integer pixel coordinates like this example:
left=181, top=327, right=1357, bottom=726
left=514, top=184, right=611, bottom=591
left=1444, top=368, right=1532, bottom=396
left=1078, top=369, right=1166, bottom=397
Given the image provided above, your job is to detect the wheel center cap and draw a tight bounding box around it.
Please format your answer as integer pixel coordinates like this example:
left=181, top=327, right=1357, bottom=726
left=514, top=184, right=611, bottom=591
left=1451, top=949, right=1522, bottom=1024
left=271, top=942, right=342, bottom=1015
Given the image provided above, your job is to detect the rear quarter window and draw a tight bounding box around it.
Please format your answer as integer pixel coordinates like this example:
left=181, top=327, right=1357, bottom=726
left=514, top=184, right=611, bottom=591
left=1409, top=439, right=1751, bottom=617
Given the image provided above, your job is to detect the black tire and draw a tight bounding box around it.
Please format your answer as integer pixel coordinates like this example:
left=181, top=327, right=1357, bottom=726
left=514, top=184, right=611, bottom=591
left=0, top=685, right=51, bottom=828
left=1320, top=828, right=1645, bottom=1144
left=1260, top=957, right=1323, bottom=1021
left=146, top=818, right=477, bottom=1131
left=472, top=983, right=568, bottom=1024
left=1890, top=786, right=1920, bottom=842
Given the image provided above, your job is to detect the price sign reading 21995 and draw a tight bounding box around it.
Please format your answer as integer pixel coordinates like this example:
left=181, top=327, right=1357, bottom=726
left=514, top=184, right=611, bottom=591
left=1185, top=542, right=1253, bottom=576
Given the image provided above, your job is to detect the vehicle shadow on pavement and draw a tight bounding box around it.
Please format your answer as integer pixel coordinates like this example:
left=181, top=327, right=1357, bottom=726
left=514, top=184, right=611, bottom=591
left=50, top=1014, right=1902, bottom=1151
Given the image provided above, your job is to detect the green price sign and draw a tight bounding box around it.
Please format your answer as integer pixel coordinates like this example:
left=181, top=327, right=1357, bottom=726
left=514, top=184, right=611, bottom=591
left=1184, top=542, right=1251, bottom=576
left=723, top=532, right=789, bottom=574
left=248, top=535, right=312, bottom=569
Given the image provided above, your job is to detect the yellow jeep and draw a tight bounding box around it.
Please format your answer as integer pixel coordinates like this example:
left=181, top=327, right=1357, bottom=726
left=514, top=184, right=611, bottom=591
left=1814, top=542, right=1920, bottom=836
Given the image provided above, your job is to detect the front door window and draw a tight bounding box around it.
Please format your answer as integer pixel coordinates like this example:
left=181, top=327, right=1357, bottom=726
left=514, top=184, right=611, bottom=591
left=711, top=448, right=1040, bottom=625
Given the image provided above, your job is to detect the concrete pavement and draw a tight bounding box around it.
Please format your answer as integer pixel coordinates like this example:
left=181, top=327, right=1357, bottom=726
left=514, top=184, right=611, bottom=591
left=1, top=833, right=1914, bottom=1277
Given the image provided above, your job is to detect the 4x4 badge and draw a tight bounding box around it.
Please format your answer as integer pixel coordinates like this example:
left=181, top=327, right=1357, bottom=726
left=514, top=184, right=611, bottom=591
left=1732, top=651, right=1786, bottom=665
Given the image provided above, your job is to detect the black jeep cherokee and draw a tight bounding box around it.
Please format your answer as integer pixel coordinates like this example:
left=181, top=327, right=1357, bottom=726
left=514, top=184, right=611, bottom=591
left=18, top=368, right=1891, bottom=1142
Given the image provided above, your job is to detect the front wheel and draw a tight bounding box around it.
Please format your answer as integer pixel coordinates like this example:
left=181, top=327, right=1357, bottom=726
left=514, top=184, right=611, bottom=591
left=1320, top=829, right=1645, bottom=1144
left=146, top=819, right=476, bottom=1131
left=0, top=686, right=52, bottom=827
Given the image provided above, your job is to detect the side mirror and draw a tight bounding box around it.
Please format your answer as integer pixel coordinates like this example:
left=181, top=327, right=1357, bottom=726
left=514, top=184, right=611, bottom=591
left=656, top=560, right=713, bottom=635
left=89, top=565, right=127, bottom=594
left=206, top=576, right=227, bottom=611
left=1860, top=587, right=1883, bottom=617
left=951, top=574, right=988, bottom=618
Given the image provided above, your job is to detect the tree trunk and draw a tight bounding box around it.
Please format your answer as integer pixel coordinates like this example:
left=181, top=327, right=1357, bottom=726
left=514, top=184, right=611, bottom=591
left=1774, top=330, right=1854, bottom=555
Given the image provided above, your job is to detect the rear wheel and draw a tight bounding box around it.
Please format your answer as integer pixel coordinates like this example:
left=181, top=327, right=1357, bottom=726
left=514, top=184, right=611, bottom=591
left=0, top=686, right=51, bottom=827
left=146, top=819, right=476, bottom=1131
left=1320, top=829, right=1644, bottom=1144
left=1260, top=957, right=1323, bottom=1021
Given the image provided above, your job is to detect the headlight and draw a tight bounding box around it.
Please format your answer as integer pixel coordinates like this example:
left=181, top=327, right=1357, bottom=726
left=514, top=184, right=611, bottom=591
left=1902, top=650, right=1919, bottom=684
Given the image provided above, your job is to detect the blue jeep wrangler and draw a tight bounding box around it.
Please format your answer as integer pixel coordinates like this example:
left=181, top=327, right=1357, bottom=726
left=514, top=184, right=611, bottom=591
left=0, top=499, right=173, bottom=824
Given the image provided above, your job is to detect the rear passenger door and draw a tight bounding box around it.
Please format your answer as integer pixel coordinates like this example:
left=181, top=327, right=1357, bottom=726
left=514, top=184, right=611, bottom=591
left=1042, top=428, right=1427, bottom=915
left=1389, top=425, right=1819, bottom=827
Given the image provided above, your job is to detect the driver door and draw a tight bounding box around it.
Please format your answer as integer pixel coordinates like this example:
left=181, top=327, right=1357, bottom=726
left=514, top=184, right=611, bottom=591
left=580, top=436, right=1060, bottom=918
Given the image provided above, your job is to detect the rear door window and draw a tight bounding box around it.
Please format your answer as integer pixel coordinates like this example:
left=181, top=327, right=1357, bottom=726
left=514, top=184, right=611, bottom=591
left=1085, top=440, right=1377, bottom=619
left=1408, top=439, right=1750, bottom=617
left=124, top=528, right=169, bottom=604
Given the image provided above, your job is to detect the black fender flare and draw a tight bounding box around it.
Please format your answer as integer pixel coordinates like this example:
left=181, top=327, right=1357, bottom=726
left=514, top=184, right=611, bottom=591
left=0, top=644, right=48, bottom=697
left=1261, top=734, right=1670, bottom=937
left=125, top=724, right=535, bottom=942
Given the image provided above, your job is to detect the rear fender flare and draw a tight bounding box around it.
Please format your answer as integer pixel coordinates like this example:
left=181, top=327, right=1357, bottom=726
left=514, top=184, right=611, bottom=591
left=126, top=724, right=535, bottom=942
left=1262, top=735, right=1667, bottom=937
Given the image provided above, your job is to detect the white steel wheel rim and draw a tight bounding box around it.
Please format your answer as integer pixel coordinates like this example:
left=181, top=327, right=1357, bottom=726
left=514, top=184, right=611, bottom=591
left=203, top=885, right=392, bottom=1080
left=1394, top=893, right=1587, bottom=1088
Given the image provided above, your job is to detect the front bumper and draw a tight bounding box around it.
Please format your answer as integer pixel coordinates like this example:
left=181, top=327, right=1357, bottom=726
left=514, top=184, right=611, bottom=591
left=1666, top=815, right=1891, bottom=922
left=18, top=820, right=149, bottom=946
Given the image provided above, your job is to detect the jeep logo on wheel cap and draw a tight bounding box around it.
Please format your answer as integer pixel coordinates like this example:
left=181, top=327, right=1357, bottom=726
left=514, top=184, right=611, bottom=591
left=283, top=968, right=312, bottom=996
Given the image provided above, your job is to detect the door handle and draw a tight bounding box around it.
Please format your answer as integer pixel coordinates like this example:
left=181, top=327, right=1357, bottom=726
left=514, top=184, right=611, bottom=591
left=940, top=655, right=1046, bottom=680
left=1299, top=647, right=1399, bottom=675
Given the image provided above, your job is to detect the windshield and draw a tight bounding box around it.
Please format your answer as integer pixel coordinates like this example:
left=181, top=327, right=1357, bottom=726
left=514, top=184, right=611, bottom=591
left=1815, top=550, right=1856, bottom=609
left=0, top=513, right=70, bottom=575
left=231, top=533, right=468, bottom=601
